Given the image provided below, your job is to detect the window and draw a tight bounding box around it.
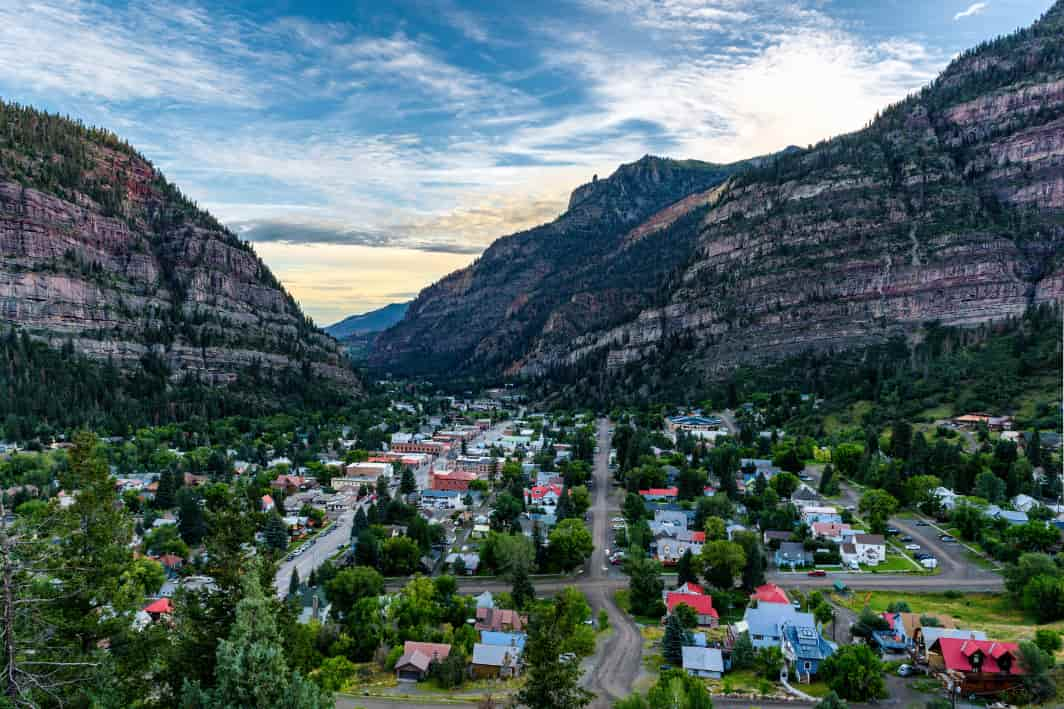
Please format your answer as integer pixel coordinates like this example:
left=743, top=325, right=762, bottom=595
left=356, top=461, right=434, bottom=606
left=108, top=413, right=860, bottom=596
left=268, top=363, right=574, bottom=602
left=804, top=661, right=812, bottom=670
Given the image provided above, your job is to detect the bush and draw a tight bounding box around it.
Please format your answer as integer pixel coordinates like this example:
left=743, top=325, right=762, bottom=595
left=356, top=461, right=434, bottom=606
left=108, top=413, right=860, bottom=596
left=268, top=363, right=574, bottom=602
left=1034, top=629, right=1062, bottom=654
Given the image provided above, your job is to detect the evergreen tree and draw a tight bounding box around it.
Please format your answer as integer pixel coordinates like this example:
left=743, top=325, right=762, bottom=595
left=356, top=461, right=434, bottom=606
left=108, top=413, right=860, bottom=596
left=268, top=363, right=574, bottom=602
left=354, top=529, right=380, bottom=568
left=375, top=475, right=391, bottom=505
left=742, top=539, right=766, bottom=591
left=1029, top=430, right=1042, bottom=468
left=516, top=600, right=593, bottom=709
left=819, top=463, right=838, bottom=495
left=400, top=468, right=417, bottom=495
left=351, top=506, right=368, bottom=542
left=288, top=567, right=300, bottom=598
left=264, top=513, right=289, bottom=552
left=512, top=565, right=536, bottom=610
left=676, top=549, right=698, bottom=586
left=155, top=469, right=176, bottom=509
left=662, top=613, right=685, bottom=666
left=731, top=631, right=755, bottom=670
left=177, top=487, right=208, bottom=546
left=181, top=562, right=329, bottom=708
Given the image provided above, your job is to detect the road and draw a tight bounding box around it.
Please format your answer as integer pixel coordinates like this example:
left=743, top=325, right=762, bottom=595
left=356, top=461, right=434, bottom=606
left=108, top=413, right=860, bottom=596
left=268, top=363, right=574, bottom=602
left=275, top=507, right=355, bottom=598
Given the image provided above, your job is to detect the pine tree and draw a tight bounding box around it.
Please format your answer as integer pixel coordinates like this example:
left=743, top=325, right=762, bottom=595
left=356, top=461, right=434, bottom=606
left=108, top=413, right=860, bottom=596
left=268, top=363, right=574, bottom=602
left=1029, top=429, right=1042, bottom=468
left=731, top=631, right=755, bottom=669
left=662, top=613, right=685, bottom=666
left=516, top=599, right=593, bottom=709
left=177, top=487, right=208, bottom=546
left=155, top=468, right=176, bottom=509
left=400, top=468, right=417, bottom=495
left=512, top=565, right=536, bottom=610
left=676, top=549, right=698, bottom=586
left=819, top=463, right=838, bottom=495
left=742, top=540, right=766, bottom=591
left=264, top=513, right=289, bottom=552
left=289, top=567, right=300, bottom=598
left=351, top=506, right=368, bottom=542
left=182, top=562, right=329, bottom=708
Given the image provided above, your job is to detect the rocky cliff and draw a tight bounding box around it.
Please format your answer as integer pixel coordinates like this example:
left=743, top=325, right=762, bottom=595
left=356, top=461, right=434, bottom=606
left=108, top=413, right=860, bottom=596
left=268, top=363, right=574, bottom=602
left=372, top=3, right=1064, bottom=385
left=0, top=102, right=356, bottom=388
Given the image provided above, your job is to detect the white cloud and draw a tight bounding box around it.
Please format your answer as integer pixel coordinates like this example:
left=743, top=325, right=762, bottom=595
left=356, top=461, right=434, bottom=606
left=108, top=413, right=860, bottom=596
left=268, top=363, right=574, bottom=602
left=954, top=2, right=989, bottom=20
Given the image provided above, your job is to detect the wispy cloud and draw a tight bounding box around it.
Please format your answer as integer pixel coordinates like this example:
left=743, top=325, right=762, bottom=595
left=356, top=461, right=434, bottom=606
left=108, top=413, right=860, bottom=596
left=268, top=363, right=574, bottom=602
left=233, top=218, right=485, bottom=254
left=954, top=2, right=989, bottom=20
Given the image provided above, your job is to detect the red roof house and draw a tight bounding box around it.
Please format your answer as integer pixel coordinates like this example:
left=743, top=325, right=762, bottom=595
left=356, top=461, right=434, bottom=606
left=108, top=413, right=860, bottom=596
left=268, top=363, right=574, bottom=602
left=261, top=494, right=275, bottom=512
left=750, top=583, right=790, bottom=605
left=930, top=637, right=1024, bottom=696
left=395, top=641, right=452, bottom=681
left=639, top=488, right=678, bottom=501
left=665, top=592, right=719, bottom=627
left=143, top=598, right=173, bottom=619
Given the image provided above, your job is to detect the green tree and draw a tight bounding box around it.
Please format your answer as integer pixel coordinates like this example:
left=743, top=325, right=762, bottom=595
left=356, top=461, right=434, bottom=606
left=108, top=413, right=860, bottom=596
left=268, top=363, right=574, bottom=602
left=263, top=513, right=289, bottom=552
left=730, top=632, right=755, bottom=670
left=832, top=444, right=863, bottom=479
left=626, top=556, right=665, bottom=617
left=702, top=516, right=726, bottom=541
left=181, top=562, right=329, bottom=708
left=381, top=536, right=420, bottom=576
left=700, top=540, right=746, bottom=589
left=325, top=566, right=384, bottom=618
left=516, top=601, right=593, bottom=709
left=754, top=646, right=784, bottom=679
left=549, top=519, right=594, bottom=571
left=569, top=486, right=591, bottom=518
left=512, top=565, right=536, bottom=610
left=818, top=464, right=840, bottom=496
left=155, top=468, right=177, bottom=509
left=733, top=530, right=765, bottom=591
left=646, top=669, right=713, bottom=709
left=662, top=613, right=686, bottom=666
left=1018, top=640, right=1057, bottom=704
left=857, top=489, right=897, bottom=535
left=400, top=468, right=417, bottom=495
left=973, top=470, right=1006, bottom=503
left=951, top=504, right=986, bottom=542
left=819, top=644, right=886, bottom=702
left=770, top=472, right=800, bottom=499
left=177, top=487, right=208, bottom=546
left=288, top=567, right=300, bottom=598
left=814, top=691, right=848, bottom=709
left=623, top=492, right=646, bottom=524
left=1034, top=629, right=1062, bottom=655
left=315, top=655, right=357, bottom=693
left=351, top=506, right=368, bottom=542
left=676, top=548, right=698, bottom=586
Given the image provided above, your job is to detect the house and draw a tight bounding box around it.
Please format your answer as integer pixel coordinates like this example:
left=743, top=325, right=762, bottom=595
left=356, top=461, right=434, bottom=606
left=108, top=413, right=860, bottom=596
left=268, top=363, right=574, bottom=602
left=671, top=582, right=706, bottom=596
left=872, top=611, right=913, bottom=654
left=655, top=530, right=704, bottom=563
left=432, top=469, right=477, bottom=491
left=763, top=530, right=793, bottom=547
left=781, top=623, right=835, bottom=682
left=800, top=506, right=842, bottom=526
left=475, top=592, right=495, bottom=609
left=639, top=488, right=679, bottom=503
left=681, top=646, right=724, bottom=679
left=791, top=485, right=820, bottom=508
left=261, top=494, right=275, bottom=512
left=143, top=598, right=173, bottom=621
left=934, top=487, right=959, bottom=511
left=916, top=628, right=985, bottom=665
left=750, top=583, right=790, bottom=605
left=476, top=607, right=527, bottom=633
left=994, top=509, right=1029, bottom=526
left=395, top=641, right=452, bottom=681
left=743, top=604, right=811, bottom=649
left=470, top=643, right=521, bottom=679
left=775, top=542, right=812, bottom=569
left=420, top=489, right=462, bottom=509
left=811, top=522, right=851, bottom=543
left=929, top=637, right=1024, bottom=696
left=665, top=592, right=719, bottom=627
left=840, top=534, right=886, bottom=567
left=525, top=484, right=563, bottom=510
left=445, top=552, right=480, bottom=575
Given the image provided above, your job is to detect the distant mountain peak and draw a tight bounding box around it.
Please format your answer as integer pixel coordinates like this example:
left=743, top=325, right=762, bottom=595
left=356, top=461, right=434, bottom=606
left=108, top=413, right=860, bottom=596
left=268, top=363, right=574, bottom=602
left=326, top=302, right=410, bottom=340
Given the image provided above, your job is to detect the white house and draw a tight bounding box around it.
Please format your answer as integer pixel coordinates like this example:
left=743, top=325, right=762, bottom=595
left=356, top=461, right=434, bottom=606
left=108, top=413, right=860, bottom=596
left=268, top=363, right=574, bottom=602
left=681, top=646, right=724, bottom=679
left=840, top=534, right=886, bottom=567
left=933, top=487, right=958, bottom=511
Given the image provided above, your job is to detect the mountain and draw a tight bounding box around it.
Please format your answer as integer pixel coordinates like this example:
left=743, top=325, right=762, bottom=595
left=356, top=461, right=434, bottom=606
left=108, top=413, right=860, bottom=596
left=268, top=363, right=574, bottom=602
left=326, top=302, right=410, bottom=339
left=0, top=100, right=357, bottom=390
left=373, top=3, right=1064, bottom=389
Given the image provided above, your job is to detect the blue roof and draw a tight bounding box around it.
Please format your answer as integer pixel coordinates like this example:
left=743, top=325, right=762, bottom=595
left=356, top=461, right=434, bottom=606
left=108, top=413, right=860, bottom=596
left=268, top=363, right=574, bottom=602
left=480, top=631, right=526, bottom=650
left=744, top=604, right=805, bottom=638
left=782, top=624, right=834, bottom=661
left=421, top=490, right=459, bottom=498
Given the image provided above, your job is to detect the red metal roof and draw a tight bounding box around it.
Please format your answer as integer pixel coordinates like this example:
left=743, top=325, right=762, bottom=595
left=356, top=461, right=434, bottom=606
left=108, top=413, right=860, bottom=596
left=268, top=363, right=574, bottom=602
left=666, top=592, right=718, bottom=618
left=639, top=488, right=678, bottom=497
left=935, top=638, right=1024, bottom=675
left=690, top=532, right=706, bottom=542
left=750, top=583, right=790, bottom=605
left=143, top=598, right=172, bottom=614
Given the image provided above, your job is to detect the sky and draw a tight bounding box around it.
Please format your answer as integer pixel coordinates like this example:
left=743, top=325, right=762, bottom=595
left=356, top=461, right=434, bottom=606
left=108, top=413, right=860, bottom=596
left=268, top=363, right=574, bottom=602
left=1, top=0, right=1053, bottom=325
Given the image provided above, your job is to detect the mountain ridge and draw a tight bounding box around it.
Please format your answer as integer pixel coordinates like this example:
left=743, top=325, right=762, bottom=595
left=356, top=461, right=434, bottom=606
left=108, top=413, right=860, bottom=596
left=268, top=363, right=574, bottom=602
left=372, top=3, right=1064, bottom=389
left=326, top=302, right=410, bottom=340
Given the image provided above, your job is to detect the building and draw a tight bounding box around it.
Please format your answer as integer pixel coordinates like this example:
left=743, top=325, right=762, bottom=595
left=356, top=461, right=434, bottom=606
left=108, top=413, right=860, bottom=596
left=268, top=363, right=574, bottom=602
left=639, top=488, right=679, bottom=502
left=480, top=631, right=526, bottom=651
left=455, top=456, right=499, bottom=479
left=655, top=530, right=705, bottom=563
left=346, top=462, right=392, bottom=480
left=665, top=415, right=724, bottom=434
left=476, top=607, right=527, bottom=633
left=750, top=584, right=790, bottom=605
left=445, top=552, right=480, bottom=574
left=470, top=643, right=521, bottom=679
left=432, top=469, right=477, bottom=491
left=525, top=484, right=563, bottom=509
left=929, top=637, right=1024, bottom=696
left=743, top=604, right=812, bottom=649
left=781, top=623, right=835, bottom=682
left=775, top=542, right=811, bottom=569
left=665, top=592, right=719, bottom=627
left=916, top=628, right=986, bottom=666
left=261, top=494, right=275, bottom=512
left=392, top=440, right=448, bottom=456
left=395, top=641, right=452, bottom=681
left=840, top=534, right=886, bottom=567
left=872, top=611, right=913, bottom=654
left=420, top=489, right=463, bottom=509
left=681, top=646, right=724, bottom=679
left=800, top=506, right=842, bottom=526
left=810, top=522, right=852, bottom=543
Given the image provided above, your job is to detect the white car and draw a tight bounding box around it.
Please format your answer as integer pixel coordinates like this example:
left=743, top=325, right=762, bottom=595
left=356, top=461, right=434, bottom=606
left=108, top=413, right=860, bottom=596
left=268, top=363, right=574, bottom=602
left=905, top=544, right=921, bottom=551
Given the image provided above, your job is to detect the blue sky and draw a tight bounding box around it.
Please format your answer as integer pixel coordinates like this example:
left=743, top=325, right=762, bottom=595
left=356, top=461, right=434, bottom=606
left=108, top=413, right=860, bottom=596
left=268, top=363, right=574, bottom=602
left=1, top=0, right=1052, bottom=324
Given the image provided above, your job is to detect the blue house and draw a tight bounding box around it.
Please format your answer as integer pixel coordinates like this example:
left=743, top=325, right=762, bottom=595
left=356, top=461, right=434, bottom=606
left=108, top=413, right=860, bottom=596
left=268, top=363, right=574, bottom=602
left=872, top=611, right=912, bottom=654
left=743, top=604, right=813, bottom=649
left=480, top=631, right=527, bottom=651
left=781, top=623, right=835, bottom=682
left=775, top=542, right=811, bottom=569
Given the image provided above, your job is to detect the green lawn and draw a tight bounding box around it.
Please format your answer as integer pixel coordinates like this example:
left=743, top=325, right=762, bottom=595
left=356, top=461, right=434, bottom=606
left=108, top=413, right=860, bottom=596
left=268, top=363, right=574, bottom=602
left=862, top=553, right=921, bottom=574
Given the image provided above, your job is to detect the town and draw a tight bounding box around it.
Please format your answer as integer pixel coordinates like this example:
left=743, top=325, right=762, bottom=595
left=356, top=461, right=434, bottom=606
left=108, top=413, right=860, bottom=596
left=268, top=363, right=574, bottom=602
left=3, top=377, right=1062, bottom=709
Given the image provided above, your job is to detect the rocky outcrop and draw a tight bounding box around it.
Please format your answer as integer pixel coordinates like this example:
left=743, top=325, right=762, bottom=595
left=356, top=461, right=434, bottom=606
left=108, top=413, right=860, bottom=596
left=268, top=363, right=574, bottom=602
left=0, top=104, right=355, bottom=388
left=372, top=3, right=1064, bottom=385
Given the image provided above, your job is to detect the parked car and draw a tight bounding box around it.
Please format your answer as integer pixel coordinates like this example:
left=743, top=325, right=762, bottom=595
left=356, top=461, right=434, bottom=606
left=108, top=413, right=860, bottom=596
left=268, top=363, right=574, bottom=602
left=808, top=569, right=827, bottom=577
left=886, top=527, right=900, bottom=536
left=905, top=544, right=921, bottom=551
left=940, top=534, right=956, bottom=542
left=897, top=664, right=914, bottom=677
left=900, top=535, right=913, bottom=542
left=915, top=520, right=930, bottom=526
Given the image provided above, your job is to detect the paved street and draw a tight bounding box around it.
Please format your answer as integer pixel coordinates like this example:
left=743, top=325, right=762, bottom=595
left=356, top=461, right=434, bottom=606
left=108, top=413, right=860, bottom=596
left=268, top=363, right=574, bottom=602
left=275, top=507, right=356, bottom=598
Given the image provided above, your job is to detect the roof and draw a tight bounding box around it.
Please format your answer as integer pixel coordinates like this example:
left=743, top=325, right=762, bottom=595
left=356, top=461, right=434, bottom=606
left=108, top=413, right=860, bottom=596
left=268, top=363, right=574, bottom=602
left=476, top=607, right=526, bottom=631
left=472, top=642, right=520, bottom=667
left=811, top=522, right=850, bottom=537
left=933, top=637, right=1023, bottom=675
left=887, top=612, right=955, bottom=637
left=675, top=582, right=705, bottom=595
left=921, top=628, right=987, bottom=648
left=527, top=484, right=563, bottom=500
left=854, top=534, right=885, bottom=545
left=782, top=623, right=834, bottom=661
left=640, top=488, right=679, bottom=497
left=143, top=598, right=173, bottom=614
left=421, top=490, right=460, bottom=498
left=475, top=591, right=494, bottom=609
left=682, top=646, right=724, bottom=673
left=689, top=531, right=706, bottom=542
left=397, top=641, right=451, bottom=672
left=666, top=592, right=718, bottom=618
left=743, top=604, right=809, bottom=638
left=751, top=584, right=790, bottom=605
left=480, top=631, right=526, bottom=650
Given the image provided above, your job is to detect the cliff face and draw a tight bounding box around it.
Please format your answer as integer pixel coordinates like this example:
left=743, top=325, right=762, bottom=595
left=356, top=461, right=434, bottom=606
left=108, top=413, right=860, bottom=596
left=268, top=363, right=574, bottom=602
left=372, top=3, right=1064, bottom=383
left=0, top=103, right=356, bottom=388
